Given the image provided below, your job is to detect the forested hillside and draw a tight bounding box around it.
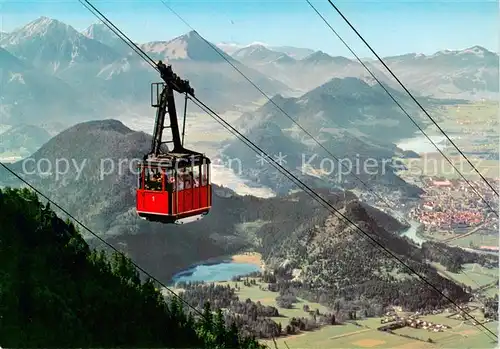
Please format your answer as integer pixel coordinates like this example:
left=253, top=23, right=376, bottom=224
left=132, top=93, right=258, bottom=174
left=0, top=187, right=263, bottom=348
left=254, top=199, right=472, bottom=312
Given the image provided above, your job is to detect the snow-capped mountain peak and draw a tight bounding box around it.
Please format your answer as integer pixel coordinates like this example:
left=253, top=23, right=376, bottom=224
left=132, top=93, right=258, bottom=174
left=82, top=22, right=113, bottom=40
left=458, top=45, right=492, bottom=58
left=81, top=22, right=136, bottom=55
left=432, top=45, right=495, bottom=58
left=5, top=16, right=79, bottom=45
left=216, top=41, right=270, bottom=55
left=232, top=44, right=269, bottom=58
left=140, top=31, right=232, bottom=63
left=0, top=16, right=120, bottom=70
left=231, top=44, right=295, bottom=64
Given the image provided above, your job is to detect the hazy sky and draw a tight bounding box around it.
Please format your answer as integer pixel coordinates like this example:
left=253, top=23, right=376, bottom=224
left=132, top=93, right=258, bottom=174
left=0, top=0, right=497, bottom=57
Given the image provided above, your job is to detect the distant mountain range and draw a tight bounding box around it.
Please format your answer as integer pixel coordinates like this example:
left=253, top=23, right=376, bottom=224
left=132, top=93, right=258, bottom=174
left=217, top=42, right=315, bottom=59
left=0, top=16, right=497, bottom=132
left=222, top=43, right=498, bottom=99
left=0, top=18, right=291, bottom=128
left=0, top=124, right=51, bottom=159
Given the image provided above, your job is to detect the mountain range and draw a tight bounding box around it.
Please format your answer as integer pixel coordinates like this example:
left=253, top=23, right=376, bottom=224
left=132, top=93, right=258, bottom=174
left=1, top=16, right=497, bottom=201
left=224, top=43, right=499, bottom=99
left=217, top=41, right=315, bottom=59
left=0, top=18, right=290, bottom=128
left=0, top=16, right=497, bottom=133
left=0, top=119, right=483, bottom=313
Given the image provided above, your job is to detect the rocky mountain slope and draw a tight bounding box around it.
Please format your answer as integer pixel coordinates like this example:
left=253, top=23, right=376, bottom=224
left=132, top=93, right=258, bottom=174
left=82, top=22, right=133, bottom=55
left=1, top=17, right=120, bottom=72
left=257, top=198, right=471, bottom=311
left=222, top=77, right=430, bottom=196
left=0, top=46, right=95, bottom=125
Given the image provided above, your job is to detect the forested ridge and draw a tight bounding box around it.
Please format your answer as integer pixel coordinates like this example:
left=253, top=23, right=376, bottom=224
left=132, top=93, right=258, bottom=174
left=254, top=200, right=472, bottom=312
left=0, top=187, right=264, bottom=348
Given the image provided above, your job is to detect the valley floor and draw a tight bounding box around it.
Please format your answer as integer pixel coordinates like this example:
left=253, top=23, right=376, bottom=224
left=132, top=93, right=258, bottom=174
left=168, top=245, right=498, bottom=348
left=170, top=277, right=498, bottom=349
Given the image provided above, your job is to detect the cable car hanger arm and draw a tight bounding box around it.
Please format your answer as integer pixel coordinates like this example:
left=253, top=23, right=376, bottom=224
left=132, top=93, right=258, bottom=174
left=149, top=61, right=195, bottom=157
left=157, top=60, right=194, bottom=97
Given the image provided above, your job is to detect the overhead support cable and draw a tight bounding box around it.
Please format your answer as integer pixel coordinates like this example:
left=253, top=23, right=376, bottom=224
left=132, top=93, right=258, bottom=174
left=188, top=94, right=499, bottom=342
left=155, top=0, right=426, bottom=224
left=54, top=0, right=499, bottom=341
left=155, top=0, right=499, bottom=296
left=305, top=0, right=498, bottom=217
left=319, top=0, right=499, bottom=198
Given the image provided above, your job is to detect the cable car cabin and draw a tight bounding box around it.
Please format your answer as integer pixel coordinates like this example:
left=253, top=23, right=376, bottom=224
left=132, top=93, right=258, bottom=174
left=136, top=155, right=211, bottom=224
left=136, top=63, right=212, bottom=224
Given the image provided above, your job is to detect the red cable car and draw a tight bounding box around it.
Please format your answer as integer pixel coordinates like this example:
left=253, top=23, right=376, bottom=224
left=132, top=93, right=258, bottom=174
left=136, top=61, right=212, bottom=224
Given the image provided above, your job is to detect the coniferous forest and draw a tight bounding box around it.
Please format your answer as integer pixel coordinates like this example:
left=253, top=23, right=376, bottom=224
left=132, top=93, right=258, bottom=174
left=0, top=187, right=264, bottom=348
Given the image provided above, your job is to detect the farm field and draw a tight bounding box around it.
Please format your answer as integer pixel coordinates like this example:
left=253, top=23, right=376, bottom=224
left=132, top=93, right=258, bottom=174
left=392, top=321, right=498, bottom=348
left=448, top=233, right=499, bottom=249
left=431, top=262, right=499, bottom=292
left=431, top=101, right=498, bottom=136
left=430, top=101, right=498, bottom=152
left=398, top=101, right=499, bottom=180
left=269, top=324, right=436, bottom=349
left=265, top=310, right=498, bottom=348
left=216, top=279, right=330, bottom=324
left=398, top=154, right=499, bottom=180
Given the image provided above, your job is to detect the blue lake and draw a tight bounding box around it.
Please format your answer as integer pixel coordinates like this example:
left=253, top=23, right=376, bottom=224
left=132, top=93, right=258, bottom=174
left=171, top=262, right=261, bottom=283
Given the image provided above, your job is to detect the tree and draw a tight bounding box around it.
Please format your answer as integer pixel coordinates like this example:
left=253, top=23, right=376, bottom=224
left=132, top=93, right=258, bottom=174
left=214, top=308, right=227, bottom=347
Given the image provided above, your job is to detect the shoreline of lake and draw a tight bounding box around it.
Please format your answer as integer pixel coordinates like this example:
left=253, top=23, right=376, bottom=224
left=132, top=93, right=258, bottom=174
left=396, top=135, right=447, bottom=154
left=185, top=252, right=263, bottom=268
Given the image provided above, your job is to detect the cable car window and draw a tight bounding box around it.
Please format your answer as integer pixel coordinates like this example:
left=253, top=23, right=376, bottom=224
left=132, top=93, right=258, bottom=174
left=144, top=167, right=163, bottom=191
left=192, top=166, right=200, bottom=188
left=138, top=167, right=144, bottom=189
left=200, top=164, right=208, bottom=186
left=177, top=167, right=195, bottom=190
left=164, top=168, right=174, bottom=190
left=159, top=167, right=170, bottom=182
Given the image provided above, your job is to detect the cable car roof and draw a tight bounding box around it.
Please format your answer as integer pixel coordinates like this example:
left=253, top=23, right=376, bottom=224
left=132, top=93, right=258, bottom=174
left=140, top=153, right=210, bottom=168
